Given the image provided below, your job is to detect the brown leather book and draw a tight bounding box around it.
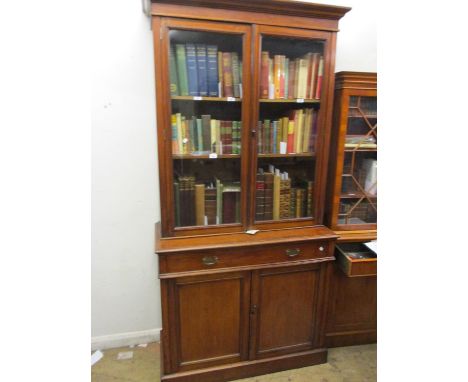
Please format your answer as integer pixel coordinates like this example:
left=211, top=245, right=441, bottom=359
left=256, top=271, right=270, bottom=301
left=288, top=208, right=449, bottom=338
left=222, top=52, right=234, bottom=97
left=263, top=172, right=274, bottom=220
left=255, top=172, right=265, bottom=221
left=204, top=187, right=217, bottom=225
left=260, top=51, right=270, bottom=98
left=195, top=184, right=205, bottom=226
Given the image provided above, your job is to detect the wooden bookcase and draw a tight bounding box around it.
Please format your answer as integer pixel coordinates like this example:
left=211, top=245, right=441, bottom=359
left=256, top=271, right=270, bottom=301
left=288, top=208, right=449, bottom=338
left=151, top=1, right=351, bottom=381
left=325, top=71, right=377, bottom=347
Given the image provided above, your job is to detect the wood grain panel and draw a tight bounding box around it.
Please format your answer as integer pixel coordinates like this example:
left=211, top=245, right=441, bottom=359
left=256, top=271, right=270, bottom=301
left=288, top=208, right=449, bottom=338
left=172, top=272, right=251, bottom=371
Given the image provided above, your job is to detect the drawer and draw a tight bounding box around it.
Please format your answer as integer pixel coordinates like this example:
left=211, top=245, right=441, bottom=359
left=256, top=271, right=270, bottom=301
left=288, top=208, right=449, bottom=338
left=160, top=240, right=333, bottom=276
left=335, top=243, right=377, bottom=277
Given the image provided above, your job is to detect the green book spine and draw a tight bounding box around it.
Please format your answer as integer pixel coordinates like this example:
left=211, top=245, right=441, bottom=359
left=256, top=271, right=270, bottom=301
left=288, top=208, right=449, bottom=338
left=169, top=46, right=179, bottom=96
left=264, top=119, right=271, bottom=154
left=174, top=182, right=180, bottom=226
left=175, top=44, right=189, bottom=96
left=190, top=117, right=197, bottom=153
left=196, top=118, right=203, bottom=151
left=238, top=121, right=242, bottom=154
left=231, top=52, right=240, bottom=98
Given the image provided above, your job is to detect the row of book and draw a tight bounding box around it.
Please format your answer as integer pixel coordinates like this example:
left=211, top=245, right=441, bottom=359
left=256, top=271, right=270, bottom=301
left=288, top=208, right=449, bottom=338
left=170, top=43, right=242, bottom=98
left=257, top=108, right=318, bottom=155
left=255, top=165, right=314, bottom=221
left=260, top=51, right=324, bottom=100
left=171, top=113, right=241, bottom=155
left=174, top=177, right=241, bottom=227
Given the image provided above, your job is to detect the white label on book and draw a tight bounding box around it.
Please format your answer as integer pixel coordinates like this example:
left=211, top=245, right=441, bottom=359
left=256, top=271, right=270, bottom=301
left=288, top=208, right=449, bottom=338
left=296, top=98, right=304, bottom=103
left=209, top=153, right=217, bottom=159
left=280, top=142, right=287, bottom=154
left=193, top=96, right=202, bottom=100
left=227, top=97, right=236, bottom=102
left=182, top=138, right=188, bottom=144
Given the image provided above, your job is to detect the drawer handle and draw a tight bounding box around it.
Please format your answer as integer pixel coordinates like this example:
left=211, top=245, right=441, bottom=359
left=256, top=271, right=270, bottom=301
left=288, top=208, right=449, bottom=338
left=285, top=248, right=301, bottom=257
left=319, top=246, right=325, bottom=252
left=202, top=256, right=218, bottom=266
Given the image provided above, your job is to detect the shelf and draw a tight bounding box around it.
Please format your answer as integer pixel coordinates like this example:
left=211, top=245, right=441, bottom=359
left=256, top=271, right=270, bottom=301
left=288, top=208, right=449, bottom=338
left=173, top=154, right=241, bottom=159
left=259, top=98, right=320, bottom=104
left=344, top=148, right=377, bottom=152
left=171, top=96, right=241, bottom=102
left=258, top=153, right=315, bottom=158
left=340, top=192, right=377, bottom=199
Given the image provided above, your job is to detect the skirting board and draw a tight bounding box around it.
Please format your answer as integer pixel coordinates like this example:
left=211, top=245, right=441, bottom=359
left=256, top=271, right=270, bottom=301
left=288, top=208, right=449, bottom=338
left=92, top=328, right=161, bottom=351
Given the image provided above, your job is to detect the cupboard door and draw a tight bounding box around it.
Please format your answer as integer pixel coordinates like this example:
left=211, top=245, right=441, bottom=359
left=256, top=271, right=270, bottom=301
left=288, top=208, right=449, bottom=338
left=154, top=17, right=252, bottom=237
left=169, top=271, right=251, bottom=372
left=250, top=25, right=335, bottom=229
left=250, top=263, right=325, bottom=359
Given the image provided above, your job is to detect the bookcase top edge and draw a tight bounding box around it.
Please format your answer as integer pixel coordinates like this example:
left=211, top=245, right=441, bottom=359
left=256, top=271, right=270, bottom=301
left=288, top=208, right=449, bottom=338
left=150, top=0, right=352, bottom=21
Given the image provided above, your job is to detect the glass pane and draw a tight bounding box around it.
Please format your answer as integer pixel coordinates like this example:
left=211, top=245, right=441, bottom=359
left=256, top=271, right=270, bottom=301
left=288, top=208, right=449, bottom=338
left=169, top=29, right=243, bottom=228
left=255, top=35, right=324, bottom=222
left=339, top=95, right=377, bottom=226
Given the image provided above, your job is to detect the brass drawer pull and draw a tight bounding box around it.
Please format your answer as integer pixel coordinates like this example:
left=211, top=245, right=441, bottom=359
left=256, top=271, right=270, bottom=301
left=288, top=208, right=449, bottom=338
left=285, top=248, right=301, bottom=257
left=202, top=255, right=218, bottom=266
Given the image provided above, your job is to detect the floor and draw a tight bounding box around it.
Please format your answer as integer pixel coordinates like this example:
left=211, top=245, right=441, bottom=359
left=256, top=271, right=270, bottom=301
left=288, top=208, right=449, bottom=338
left=92, top=342, right=376, bottom=382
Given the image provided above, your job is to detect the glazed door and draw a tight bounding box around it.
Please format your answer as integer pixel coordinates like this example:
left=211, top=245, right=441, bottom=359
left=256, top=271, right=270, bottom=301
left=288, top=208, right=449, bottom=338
left=250, top=25, right=335, bottom=229
left=153, top=17, right=252, bottom=237
left=167, top=271, right=251, bottom=372
left=249, top=263, right=326, bottom=359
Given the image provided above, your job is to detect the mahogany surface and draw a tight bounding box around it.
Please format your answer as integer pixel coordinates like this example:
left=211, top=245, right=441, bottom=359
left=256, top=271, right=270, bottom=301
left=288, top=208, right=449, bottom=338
left=150, top=2, right=353, bottom=380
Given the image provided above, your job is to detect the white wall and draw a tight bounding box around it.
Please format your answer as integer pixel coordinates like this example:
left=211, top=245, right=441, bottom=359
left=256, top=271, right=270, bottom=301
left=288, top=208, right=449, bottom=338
left=91, top=0, right=376, bottom=346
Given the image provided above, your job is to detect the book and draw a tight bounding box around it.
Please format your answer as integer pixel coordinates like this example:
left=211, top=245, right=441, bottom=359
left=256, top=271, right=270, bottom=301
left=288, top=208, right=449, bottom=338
left=201, top=114, right=211, bottom=153
left=308, top=53, right=320, bottom=99
left=215, top=178, right=223, bottom=224
left=186, top=43, right=199, bottom=96
left=222, top=52, right=234, bottom=97
left=222, top=183, right=241, bottom=224
left=297, top=58, right=308, bottom=98
left=294, top=109, right=304, bottom=154
left=287, top=119, right=295, bottom=153
left=169, top=46, right=179, bottom=96
left=315, top=56, right=324, bottom=99
left=295, top=188, right=305, bottom=218
left=196, top=118, right=203, bottom=151
left=255, top=172, right=265, bottom=221
left=231, top=52, right=241, bottom=98
left=263, top=172, right=274, bottom=220
left=175, top=44, right=189, bottom=96
left=288, top=59, right=295, bottom=99
left=207, top=45, right=219, bottom=97
left=302, top=109, right=312, bottom=153
left=173, top=181, right=180, bottom=226
left=280, top=177, right=291, bottom=219
left=284, top=57, right=289, bottom=99
left=218, top=51, right=224, bottom=97
left=274, top=55, right=281, bottom=99
left=195, top=184, right=205, bottom=225
left=260, top=51, right=270, bottom=98
left=171, top=114, right=178, bottom=154
left=289, top=188, right=297, bottom=217
left=273, top=170, right=281, bottom=220
left=196, top=44, right=208, bottom=96
left=205, top=186, right=217, bottom=225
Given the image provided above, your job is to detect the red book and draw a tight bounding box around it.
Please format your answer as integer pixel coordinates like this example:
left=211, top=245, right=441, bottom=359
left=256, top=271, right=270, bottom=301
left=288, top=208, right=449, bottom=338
left=260, top=52, right=270, bottom=99
left=308, top=53, right=320, bottom=99
left=279, top=55, right=285, bottom=99
left=314, top=56, right=324, bottom=99
left=273, top=55, right=281, bottom=99
left=222, top=52, right=234, bottom=97
left=287, top=110, right=296, bottom=153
